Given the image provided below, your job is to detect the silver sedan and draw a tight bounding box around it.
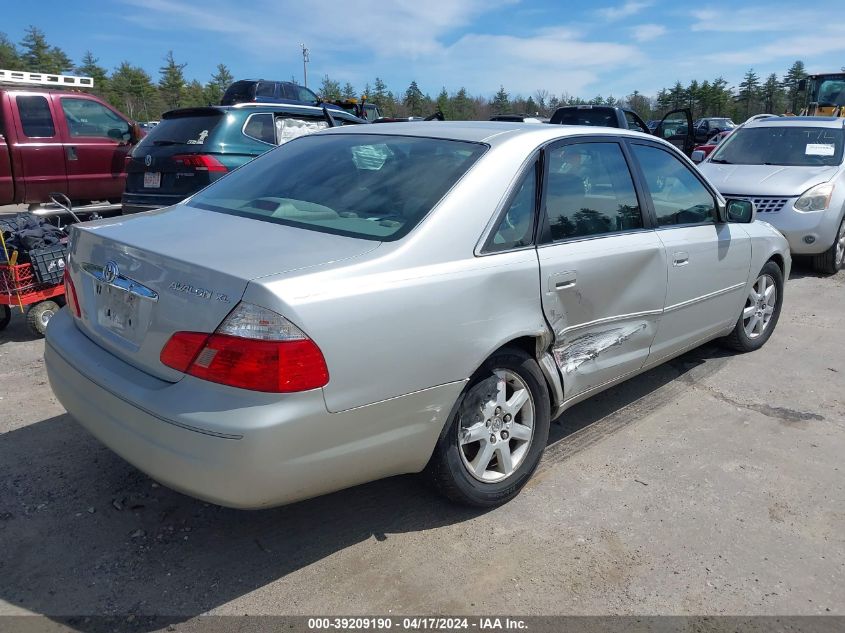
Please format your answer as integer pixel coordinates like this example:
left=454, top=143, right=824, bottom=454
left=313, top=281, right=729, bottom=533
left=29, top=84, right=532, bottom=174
left=46, top=122, right=790, bottom=508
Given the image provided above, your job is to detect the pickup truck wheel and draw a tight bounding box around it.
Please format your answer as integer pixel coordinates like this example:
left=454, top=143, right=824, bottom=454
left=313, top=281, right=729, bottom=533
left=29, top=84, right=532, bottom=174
left=0, top=305, right=10, bottom=331
left=812, top=216, right=845, bottom=275
left=26, top=300, right=59, bottom=337
left=721, top=261, right=783, bottom=353
left=424, top=348, right=550, bottom=507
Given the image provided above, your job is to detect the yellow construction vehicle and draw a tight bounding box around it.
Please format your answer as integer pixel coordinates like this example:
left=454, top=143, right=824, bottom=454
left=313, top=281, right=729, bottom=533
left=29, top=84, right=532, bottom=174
left=798, top=72, right=845, bottom=117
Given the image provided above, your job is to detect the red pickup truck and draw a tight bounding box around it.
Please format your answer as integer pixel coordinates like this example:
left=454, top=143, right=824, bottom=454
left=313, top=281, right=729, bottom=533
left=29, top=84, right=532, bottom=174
left=0, top=70, right=141, bottom=209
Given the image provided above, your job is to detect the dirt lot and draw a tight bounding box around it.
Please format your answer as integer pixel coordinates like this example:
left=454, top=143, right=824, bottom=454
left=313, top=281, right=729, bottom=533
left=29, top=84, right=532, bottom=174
left=0, top=257, right=843, bottom=626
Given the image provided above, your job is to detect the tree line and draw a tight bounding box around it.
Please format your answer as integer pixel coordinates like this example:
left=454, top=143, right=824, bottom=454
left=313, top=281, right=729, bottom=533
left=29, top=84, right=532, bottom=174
left=1, top=26, right=810, bottom=123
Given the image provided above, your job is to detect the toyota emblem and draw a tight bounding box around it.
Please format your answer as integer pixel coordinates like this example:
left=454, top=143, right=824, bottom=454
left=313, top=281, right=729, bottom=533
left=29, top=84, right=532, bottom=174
left=144, top=154, right=152, bottom=167
left=103, top=261, right=119, bottom=283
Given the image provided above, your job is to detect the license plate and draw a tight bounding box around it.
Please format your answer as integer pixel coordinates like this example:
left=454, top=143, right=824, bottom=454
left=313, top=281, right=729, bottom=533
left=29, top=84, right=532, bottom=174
left=96, top=283, right=138, bottom=334
left=143, top=171, right=161, bottom=188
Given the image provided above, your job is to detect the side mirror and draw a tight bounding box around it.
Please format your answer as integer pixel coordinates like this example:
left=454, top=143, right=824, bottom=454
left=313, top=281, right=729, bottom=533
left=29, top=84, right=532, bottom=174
left=690, top=150, right=706, bottom=164
left=725, top=198, right=755, bottom=223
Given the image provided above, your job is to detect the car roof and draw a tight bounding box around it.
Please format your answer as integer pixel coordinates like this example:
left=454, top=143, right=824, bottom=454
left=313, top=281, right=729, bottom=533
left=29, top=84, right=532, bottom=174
left=320, top=120, right=669, bottom=147
left=744, top=116, right=845, bottom=129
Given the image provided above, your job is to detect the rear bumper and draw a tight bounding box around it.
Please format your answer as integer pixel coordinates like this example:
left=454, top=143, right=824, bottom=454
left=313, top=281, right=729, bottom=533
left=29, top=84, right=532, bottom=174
left=45, top=309, right=461, bottom=508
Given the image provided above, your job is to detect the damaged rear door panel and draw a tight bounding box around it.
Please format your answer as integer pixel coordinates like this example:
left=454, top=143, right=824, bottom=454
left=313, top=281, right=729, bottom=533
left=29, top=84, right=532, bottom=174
left=537, top=138, right=667, bottom=400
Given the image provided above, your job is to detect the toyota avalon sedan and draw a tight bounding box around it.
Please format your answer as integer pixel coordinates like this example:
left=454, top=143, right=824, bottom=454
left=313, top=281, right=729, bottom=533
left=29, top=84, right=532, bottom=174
left=46, top=122, right=790, bottom=509
left=699, top=116, right=845, bottom=274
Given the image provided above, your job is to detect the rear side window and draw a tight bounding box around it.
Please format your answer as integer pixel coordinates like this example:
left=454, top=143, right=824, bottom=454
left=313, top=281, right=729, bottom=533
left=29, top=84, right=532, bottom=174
left=255, top=82, right=276, bottom=98
left=243, top=113, right=276, bottom=144
left=221, top=81, right=255, bottom=105
left=631, top=143, right=717, bottom=226
left=188, top=134, right=487, bottom=241
left=544, top=142, right=643, bottom=241
left=486, top=160, right=538, bottom=252
left=624, top=111, right=649, bottom=133
left=17, top=96, right=55, bottom=137
left=285, top=84, right=318, bottom=103
left=136, top=111, right=224, bottom=148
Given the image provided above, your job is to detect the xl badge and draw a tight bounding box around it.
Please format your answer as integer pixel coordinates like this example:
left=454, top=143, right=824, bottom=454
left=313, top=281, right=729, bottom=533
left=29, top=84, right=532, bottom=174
left=103, top=261, right=119, bottom=283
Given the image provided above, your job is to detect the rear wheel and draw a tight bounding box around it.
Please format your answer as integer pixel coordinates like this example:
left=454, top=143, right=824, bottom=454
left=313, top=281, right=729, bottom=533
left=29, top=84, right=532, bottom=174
left=721, top=261, right=783, bottom=352
left=812, top=216, right=845, bottom=275
left=26, top=300, right=59, bottom=337
left=0, top=305, right=10, bottom=331
left=424, top=348, right=550, bottom=507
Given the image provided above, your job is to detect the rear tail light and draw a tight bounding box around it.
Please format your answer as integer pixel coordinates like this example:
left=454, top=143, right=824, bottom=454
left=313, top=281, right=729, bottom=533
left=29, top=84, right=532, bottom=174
left=64, top=269, right=81, bottom=318
left=171, top=153, right=228, bottom=172
left=160, top=303, right=329, bottom=393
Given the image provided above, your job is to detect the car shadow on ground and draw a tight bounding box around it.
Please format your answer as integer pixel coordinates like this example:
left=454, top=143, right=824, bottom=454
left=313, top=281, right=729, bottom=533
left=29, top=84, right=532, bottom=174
left=0, top=343, right=732, bottom=630
left=0, top=308, right=44, bottom=344
left=787, top=256, right=835, bottom=280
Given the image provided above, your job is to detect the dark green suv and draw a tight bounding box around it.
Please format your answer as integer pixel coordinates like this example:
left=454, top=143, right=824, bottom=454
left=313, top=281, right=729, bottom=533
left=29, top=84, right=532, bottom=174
left=122, top=103, right=364, bottom=214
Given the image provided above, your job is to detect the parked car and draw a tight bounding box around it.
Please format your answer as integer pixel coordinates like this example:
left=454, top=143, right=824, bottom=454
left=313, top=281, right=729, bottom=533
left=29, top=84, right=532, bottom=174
left=48, top=122, right=789, bottom=509
left=220, top=79, right=345, bottom=113
left=490, top=114, right=549, bottom=123
left=122, top=103, right=365, bottom=214
left=693, top=117, right=736, bottom=143
left=690, top=130, right=732, bottom=162
left=0, top=69, right=141, bottom=211
left=549, top=105, right=695, bottom=155
left=698, top=116, right=845, bottom=274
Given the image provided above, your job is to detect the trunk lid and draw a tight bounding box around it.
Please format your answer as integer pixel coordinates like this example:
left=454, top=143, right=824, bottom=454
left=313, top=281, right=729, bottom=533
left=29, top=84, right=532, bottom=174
left=68, top=205, right=379, bottom=381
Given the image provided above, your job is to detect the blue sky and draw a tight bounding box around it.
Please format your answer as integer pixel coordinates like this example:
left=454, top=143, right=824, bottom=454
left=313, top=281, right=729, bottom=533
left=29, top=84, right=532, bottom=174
left=5, top=0, right=845, bottom=100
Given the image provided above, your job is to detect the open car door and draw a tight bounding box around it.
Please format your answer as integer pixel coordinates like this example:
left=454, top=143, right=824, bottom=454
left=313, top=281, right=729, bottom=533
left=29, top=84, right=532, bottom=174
left=654, top=108, right=694, bottom=156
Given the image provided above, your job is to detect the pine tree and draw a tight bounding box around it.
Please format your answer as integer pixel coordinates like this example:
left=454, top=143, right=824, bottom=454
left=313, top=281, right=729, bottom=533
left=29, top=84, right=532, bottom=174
left=204, top=63, right=233, bottom=105
left=341, top=82, right=357, bottom=100
left=182, top=80, right=207, bottom=107
left=491, top=85, right=510, bottom=114
left=403, top=80, right=424, bottom=116
left=319, top=75, right=341, bottom=101
left=108, top=62, right=160, bottom=121
left=452, top=87, right=475, bottom=120
left=371, top=77, right=389, bottom=110
left=738, top=68, right=761, bottom=118
left=0, top=32, right=19, bottom=69
left=158, top=51, right=187, bottom=111
left=761, top=73, right=782, bottom=114
left=76, top=51, right=109, bottom=96
left=19, top=26, right=72, bottom=73
left=782, top=60, right=807, bottom=113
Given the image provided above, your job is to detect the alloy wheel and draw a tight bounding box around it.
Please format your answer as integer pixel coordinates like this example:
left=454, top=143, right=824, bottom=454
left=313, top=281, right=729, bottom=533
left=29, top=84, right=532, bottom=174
left=458, top=369, right=535, bottom=483
left=835, top=218, right=845, bottom=269
left=742, top=274, right=777, bottom=339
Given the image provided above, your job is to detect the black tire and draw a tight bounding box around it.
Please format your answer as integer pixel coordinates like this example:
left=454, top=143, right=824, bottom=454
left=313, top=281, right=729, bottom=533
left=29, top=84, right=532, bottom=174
left=26, top=300, right=60, bottom=338
left=721, top=261, right=784, bottom=353
left=424, top=347, right=551, bottom=507
left=812, top=216, right=845, bottom=275
left=0, top=305, right=10, bottom=331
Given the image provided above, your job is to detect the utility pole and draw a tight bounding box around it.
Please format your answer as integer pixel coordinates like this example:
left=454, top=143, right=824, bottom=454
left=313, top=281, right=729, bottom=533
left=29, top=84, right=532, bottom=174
left=301, top=43, right=310, bottom=88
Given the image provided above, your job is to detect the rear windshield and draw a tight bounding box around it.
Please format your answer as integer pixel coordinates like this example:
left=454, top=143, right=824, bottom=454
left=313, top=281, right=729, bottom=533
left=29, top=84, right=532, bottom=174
left=550, top=108, right=617, bottom=127
left=136, top=111, right=224, bottom=148
left=188, top=134, right=487, bottom=241
left=710, top=126, right=844, bottom=166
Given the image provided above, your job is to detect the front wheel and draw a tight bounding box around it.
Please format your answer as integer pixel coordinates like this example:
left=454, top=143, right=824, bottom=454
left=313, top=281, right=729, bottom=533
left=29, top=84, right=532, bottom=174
left=0, top=305, right=10, bottom=331
left=812, top=216, right=845, bottom=275
left=26, top=300, right=60, bottom=337
left=424, top=348, right=550, bottom=507
left=721, top=261, right=784, bottom=352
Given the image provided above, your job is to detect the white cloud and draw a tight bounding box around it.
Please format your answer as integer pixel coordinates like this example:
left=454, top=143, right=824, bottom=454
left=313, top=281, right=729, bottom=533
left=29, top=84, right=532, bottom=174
left=691, top=6, right=828, bottom=32
left=630, top=24, right=666, bottom=42
left=597, top=1, right=652, bottom=21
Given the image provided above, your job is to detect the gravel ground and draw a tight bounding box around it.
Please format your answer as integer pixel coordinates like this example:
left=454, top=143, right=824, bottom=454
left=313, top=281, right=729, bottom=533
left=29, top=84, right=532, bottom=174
left=0, top=256, right=843, bottom=629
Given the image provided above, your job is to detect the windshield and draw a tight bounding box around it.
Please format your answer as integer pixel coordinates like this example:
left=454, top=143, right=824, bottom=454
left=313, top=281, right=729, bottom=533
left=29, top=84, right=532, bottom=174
left=188, top=134, right=487, bottom=241
left=550, top=108, right=617, bottom=127
left=815, top=77, right=845, bottom=107
left=136, top=111, right=224, bottom=147
left=709, top=126, right=844, bottom=167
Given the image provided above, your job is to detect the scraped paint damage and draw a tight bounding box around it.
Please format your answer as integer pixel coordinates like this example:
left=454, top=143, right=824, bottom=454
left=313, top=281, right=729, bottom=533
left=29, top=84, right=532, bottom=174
left=554, top=323, right=648, bottom=374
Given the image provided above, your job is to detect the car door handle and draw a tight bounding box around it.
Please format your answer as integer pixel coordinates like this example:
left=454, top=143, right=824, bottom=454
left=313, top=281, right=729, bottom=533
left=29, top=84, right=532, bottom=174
left=66, top=145, right=78, bottom=161
left=549, top=271, right=577, bottom=291
left=673, top=251, right=689, bottom=267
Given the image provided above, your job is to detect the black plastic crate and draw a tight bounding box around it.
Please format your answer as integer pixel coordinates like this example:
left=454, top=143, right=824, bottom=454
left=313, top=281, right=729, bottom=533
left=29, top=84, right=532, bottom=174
left=28, top=244, right=68, bottom=285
